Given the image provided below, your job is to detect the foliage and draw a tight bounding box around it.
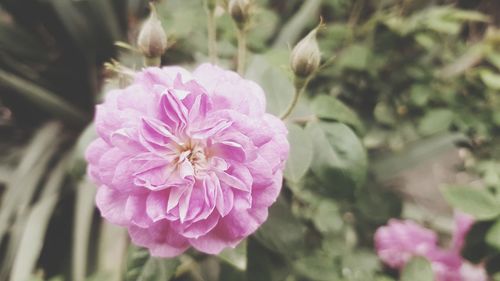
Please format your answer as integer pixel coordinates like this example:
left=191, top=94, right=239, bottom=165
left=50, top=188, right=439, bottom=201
left=0, top=0, right=499, bottom=280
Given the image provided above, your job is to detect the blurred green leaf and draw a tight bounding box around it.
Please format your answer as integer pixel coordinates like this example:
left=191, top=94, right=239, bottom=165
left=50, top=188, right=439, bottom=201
left=337, top=44, right=370, bottom=71
left=312, top=200, right=343, bottom=234
left=72, top=180, right=97, bottom=281
left=374, top=102, right=397, bottom=126
left=0, top=123, right=62, bottom=241
left=254, top=196, right=306, bottom=257
left=0, top=68, right=88, bottom=125
left=306, top=121, right=367, bottom=198
left=245, top=51, right=294, bottom=115
left=284, top=123, right=313, bottom=183
left=219, top=240, right=247, bottom=271
left=311, top=95, right=364, bottom=133
left=442, top=186, right=500, bottom=220
left=486, top=219, right=500, bottom=251
left=125, top=246, right=180, bottom=281
left=480, top=69, right=500, bottom=90
left=293, top=252, right=338, bottom=281
left=418, top=109, right=454, bottom=136
left=401, top=256, right=434, bottom=281
left=247, top=237, right=289, bottom=281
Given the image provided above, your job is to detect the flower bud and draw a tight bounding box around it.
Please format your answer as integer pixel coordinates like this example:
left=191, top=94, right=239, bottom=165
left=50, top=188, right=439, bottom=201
left=205, top=0, right=218, bottom=11
left=290, top=26, right=321, bottom=78
left=137, top=4, right=167, bottom=59
left=228, top=0, right=251, bottom=29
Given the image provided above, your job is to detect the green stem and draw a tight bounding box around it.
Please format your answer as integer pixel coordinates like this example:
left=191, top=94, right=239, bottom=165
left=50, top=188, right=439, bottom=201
left=236, top=28, right=247, bottom=75
left=207, top=9, right=218, bottom=64
left=143, top=56, right=161, bottom=67
left=280, top=77, right=309, bottom=120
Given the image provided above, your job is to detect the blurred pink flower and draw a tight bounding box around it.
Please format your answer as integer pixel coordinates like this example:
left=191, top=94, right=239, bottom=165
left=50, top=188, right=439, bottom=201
left=374, top=219, right=438, bottom=269
left=452, top=212, right=475, bottom=252
left=374, top=218, right=488, bottom=281
left=85, top=64, right=289, bottom=257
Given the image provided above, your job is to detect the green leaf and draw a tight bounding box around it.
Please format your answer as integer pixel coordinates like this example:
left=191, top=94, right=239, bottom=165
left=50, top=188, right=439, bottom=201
left=0, top=123, right=61, bottom=249
left=409, top=84, right=431, bottom=107
left=312, top=200, right=343, bottom=234
left=486, top=219, right=500, bottom=251
left=0, top=68, right=88, bottom=125
left=418, top=109, right=454, bottom=136
left=284, top=123, right=313, bottom=183
left=306, top=121, right=368, bottom=198
left=357, top=185, right=402, bottom=224
left=72, top=180, right=97, bottom=281
left=10, top=194, right=60, bottom=281
left=245, top=51, right=294, bottom=115
left=442, top=186, right=500, bottom=220
left=480, top=69, right=500, bottom=90
left=311, top=95, right=364, bottom=133
left=374, top=102, right=397, bottom=126
left=125, top=246, right=180, bottom=281
left=219, top=240, right=247, bottom=271
left=254, top=196, right=306, bottom=257
left=401, top=256, right=434, bottom=281
left=293, top=252, right=338, bottom=281
left=70, top=123, right=97, bottom=180
left=246, top=237, right=289, bottom=281
left=337, top=44, right=371, bottom=71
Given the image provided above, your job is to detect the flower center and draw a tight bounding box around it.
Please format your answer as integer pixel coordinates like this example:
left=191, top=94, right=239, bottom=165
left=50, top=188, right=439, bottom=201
left=179, top=142, right=208, bottom=174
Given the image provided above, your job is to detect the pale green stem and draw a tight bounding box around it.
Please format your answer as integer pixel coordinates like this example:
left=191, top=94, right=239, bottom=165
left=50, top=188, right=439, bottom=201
left=280, top=77, right=310, bottom=120
left=144, top=56, right=161, bottom=67
left=236, top=28, right=247, bottom=75
left=207, top=9, right=218, bottom=64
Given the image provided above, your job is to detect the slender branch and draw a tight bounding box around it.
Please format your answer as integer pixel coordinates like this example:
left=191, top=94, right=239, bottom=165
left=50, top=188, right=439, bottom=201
left=207, top=9, right=218, bottom=64
left=280, top=77, right=310, bottom=120
left=236, top=28, right=247, bottom=75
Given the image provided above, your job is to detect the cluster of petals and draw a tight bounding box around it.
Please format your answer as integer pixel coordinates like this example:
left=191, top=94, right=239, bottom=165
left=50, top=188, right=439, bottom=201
left=374, top=214, right=487, bottom=281
left=85, top=63, right=289, bottom=256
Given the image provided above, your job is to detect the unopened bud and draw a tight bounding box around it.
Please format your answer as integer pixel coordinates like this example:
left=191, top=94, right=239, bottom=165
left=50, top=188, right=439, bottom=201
left=137, top=4, right=167, bottom=59
left=206, top=0, right=218, bottom=11
left=228, top=0, right=251, bottom=29
left=290, top=25, right=321, bottom=78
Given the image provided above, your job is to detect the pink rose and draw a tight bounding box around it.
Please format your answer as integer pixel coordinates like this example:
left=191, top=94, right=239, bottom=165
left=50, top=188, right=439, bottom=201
left=452, top=212, right=475, bottom=253
left=374, top=218, right=488, bottom=281
left=374, top=219, right=438, bottom=269
left=85, top=64, right=289, bottom=257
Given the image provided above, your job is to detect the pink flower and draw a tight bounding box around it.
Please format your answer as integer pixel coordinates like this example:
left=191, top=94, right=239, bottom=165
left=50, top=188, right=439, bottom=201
left=85, top=64, right=289, bottom=257
left=374, top=219, right=438, bottom=269
left=374, top=218, right=488, bottom=281
left=452, top=212, right=475, bottom=252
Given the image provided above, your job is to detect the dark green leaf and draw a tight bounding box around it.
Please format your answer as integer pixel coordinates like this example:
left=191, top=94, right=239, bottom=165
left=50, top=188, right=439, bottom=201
left=247, top=237, right=290, bottom=281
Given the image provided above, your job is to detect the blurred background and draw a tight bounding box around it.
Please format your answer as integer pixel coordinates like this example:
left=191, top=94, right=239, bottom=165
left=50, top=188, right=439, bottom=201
left=0, top=0, right=499, bottom=280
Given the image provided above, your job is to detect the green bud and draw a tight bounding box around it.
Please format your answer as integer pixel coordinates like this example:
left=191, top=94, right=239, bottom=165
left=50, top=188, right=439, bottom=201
left=137, top=4, right=167, bottom=59
left=205, top=0, right=218, bottom=11
left=290, top=25, right=321, bottom=78
left=228, top=0, right=251, bottom=29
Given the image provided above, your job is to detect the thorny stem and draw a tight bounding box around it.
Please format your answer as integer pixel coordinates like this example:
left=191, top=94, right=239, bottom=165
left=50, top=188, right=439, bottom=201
left=207, top=9, right=218, bottom=64
left=280, top=77, right=310, bottom=120
left=236, top=27, right=247, bottom=75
